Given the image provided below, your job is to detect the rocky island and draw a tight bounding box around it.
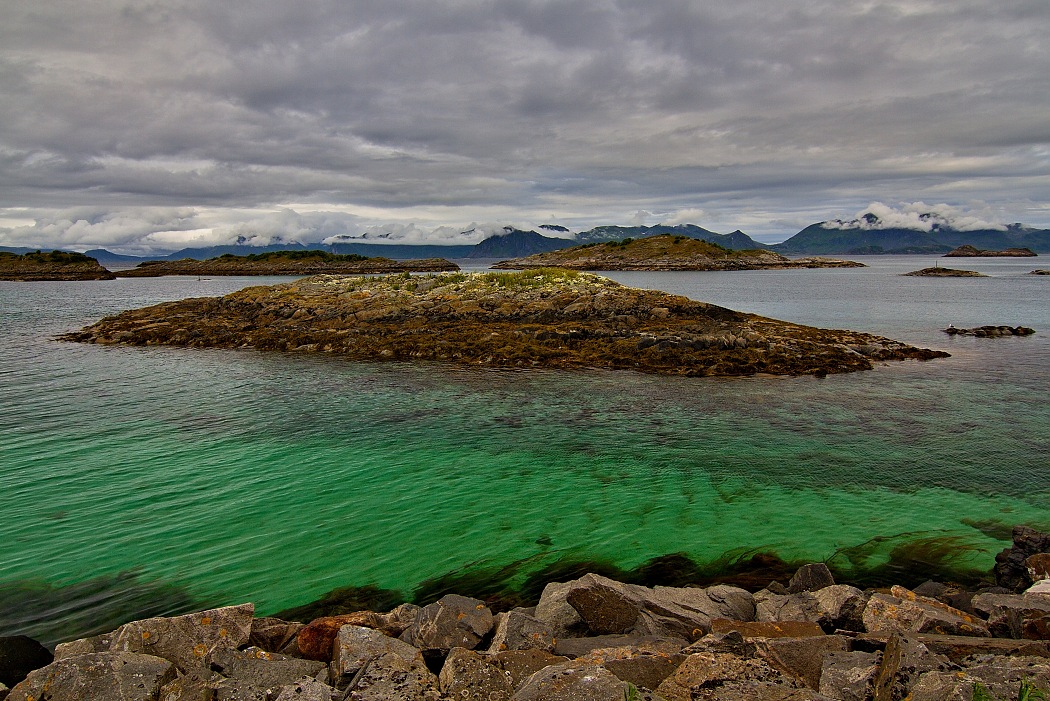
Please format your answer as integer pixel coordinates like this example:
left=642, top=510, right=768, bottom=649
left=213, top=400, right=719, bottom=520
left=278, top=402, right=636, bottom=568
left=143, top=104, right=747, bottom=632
left=944, top=325, right=1035, bottom=338
left=945, top=245, right=1037, bottom=257
left=903, top=267, right=987, bottom=277
left=5, top=526, right=1050, bottom=701
left=117, top=250, right=459, bottom=277
left=0, top=250, right=116, bottom=281
left=491, top=235, right=865, bottom=271
left=62, top=269, right=947, bottom=377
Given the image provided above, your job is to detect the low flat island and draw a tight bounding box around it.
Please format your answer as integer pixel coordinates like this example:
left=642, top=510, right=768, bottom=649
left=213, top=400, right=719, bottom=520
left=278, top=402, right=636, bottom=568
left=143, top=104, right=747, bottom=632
left=491, top=234, right=865, bottom=271
left=117, top=250, right=459, bottom=276
left=64, top=269, right=948, bottom=377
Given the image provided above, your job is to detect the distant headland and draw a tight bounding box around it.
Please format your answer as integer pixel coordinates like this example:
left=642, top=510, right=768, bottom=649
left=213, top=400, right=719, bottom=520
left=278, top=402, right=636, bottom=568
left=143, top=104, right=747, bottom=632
left=491, top=234, right=864, bottom=271
left=945, top=245, right=1037, bottom=258
left=62, top=269, right=948, bottom=377
left=0, top=250, right=115, bottom=281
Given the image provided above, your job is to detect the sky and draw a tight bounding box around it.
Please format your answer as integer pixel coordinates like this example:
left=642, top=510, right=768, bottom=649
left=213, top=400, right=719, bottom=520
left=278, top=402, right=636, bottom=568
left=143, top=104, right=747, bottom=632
left=1, top=0, right=1048, bottom=254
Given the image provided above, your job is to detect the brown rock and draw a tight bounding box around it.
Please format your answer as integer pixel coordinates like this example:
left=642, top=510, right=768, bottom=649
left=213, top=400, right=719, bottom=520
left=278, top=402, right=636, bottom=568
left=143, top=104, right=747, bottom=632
left=272, top=677, right=339, bottom=701
left=490, top=649, right=570, bottom=689
left=341, top=651, right=438, bottom=701
left=438, top=647, right=514, bottom=700
left=248, top=617, right=304, bottom=655
left=577, top=646, right=686, bottom=690
left=331, top=625, right=424, bottom=686
left=487, top=610, right=556, bottom=653
left=787, top=565, right=835, bottom=594
left=1028, top=553, right=1050, bottom=582
left=555, top=635, right=686, bottom=659
left=971, top=592, right=1050, bottom=639
left=753, top=636, right=851, bottom=690
left=297, top=609, right=413, bottom=661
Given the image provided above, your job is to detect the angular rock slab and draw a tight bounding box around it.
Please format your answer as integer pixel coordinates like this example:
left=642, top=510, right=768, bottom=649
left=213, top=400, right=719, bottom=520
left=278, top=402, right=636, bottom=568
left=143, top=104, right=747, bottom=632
left=756, top=586, right=868, bottom=633
left=273, top=676, right=339, bottom=701
left=8, top=651, right=176, bottom=701
left=862, top=586, right=989, bottom=637
left=488, top=610, right=556, bottom=653
left=490, top=649, right=570, bottom=689
left=400, top=594, right=494, bottom=654
left=871, top=634, right=955, bottom=701
left=509, top=661, right=629, bottom=701
left=332, top=625, right=424, bottom=685
left=342, top=651, right=438, bottom=701
left=559, top=573, right=754, bottom=640
left=534, top=581, right=588, bottom=639
left=693, top=681, right=833, bottom=700
left=655, top=651, right=796, bottom=701
left=298, top=605, right=420, bottom=661
left=438, top=647, right=514, bottom=700
left=818, top=650, right=880, bottom=701
left=753, top=635, right=850, bottom=690
left=111, top=603, right=255, bottom=672
left=209, top=647, right=327, bottom=693
left=577, top=645, right=686, bottom=691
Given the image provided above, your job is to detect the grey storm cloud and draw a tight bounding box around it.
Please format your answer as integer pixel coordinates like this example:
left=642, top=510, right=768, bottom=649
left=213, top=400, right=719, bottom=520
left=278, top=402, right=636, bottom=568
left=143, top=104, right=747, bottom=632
left=1, top=0, right=1048, bottom=251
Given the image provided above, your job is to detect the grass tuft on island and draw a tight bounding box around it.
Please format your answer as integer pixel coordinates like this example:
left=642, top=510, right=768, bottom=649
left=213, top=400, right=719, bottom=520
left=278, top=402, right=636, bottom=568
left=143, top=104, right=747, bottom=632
left=492, top=234, right=866, bottom=271
left=63, top=269, right=947, bottom=377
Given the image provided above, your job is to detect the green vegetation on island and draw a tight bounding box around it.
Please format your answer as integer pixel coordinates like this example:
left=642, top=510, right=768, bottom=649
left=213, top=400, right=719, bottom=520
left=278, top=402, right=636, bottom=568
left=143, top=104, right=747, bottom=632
left=0, top=250, right=116, bottom=281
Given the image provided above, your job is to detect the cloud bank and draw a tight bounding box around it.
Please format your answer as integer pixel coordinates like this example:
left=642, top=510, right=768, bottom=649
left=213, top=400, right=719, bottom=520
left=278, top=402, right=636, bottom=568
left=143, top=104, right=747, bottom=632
left=1, top=0, right=1048, bottom=251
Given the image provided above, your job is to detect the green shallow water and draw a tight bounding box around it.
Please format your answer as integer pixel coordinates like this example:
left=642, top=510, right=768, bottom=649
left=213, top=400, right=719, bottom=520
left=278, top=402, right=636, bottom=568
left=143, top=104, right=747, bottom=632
left=2, top=256, right=1049, bottom=641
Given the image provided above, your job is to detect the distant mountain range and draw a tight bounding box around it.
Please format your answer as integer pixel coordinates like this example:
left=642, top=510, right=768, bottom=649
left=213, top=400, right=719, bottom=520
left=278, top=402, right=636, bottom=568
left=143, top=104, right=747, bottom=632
left=772, top=212, right=1050, bottom=254
left=4, top=213, right=1047, bottom=262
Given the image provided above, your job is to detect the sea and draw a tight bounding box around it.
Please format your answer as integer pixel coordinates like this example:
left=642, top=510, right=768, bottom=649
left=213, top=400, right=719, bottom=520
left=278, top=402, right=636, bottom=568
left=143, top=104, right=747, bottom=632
left=2, top=255, right=1048, bottom=644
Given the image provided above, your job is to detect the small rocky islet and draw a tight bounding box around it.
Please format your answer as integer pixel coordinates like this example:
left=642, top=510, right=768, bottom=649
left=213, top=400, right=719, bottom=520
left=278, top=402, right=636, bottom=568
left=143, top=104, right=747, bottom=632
left=945, top=245, right=1037, bottom=258
left=61, top=269, right=948, bottom=377
left=5, top=526, right=1050, bottom=700
left=492, top=234, right=866, bottom=271
left=903, top=267, right=987, bottom=278
left=0, top=250, right=115, bottom=281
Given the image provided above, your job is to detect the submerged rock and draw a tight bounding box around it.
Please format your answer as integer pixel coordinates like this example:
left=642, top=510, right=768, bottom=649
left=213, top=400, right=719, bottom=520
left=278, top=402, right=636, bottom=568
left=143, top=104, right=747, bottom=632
left=62, top=270, right=949, bottom=378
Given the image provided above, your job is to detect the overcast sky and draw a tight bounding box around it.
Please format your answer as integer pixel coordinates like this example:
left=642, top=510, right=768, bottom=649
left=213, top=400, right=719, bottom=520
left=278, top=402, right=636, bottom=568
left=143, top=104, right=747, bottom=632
left=1, top=0, right=1048, bottom=253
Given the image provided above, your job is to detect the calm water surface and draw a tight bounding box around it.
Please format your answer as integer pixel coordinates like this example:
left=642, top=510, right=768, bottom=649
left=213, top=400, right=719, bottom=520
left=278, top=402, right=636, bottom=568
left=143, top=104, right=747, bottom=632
left=1, top=255, right=1048, bottom=640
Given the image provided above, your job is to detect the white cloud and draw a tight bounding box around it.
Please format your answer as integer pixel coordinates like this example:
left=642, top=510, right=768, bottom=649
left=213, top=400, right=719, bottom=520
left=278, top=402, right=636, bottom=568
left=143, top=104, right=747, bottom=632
left=823, top=202, right=1009, bottom=232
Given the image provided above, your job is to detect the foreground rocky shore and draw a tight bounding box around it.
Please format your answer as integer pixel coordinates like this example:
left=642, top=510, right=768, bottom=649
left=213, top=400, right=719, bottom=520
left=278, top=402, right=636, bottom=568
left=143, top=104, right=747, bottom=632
left=61, top=270, right=948, bottom=377
left=117, top=252, right=459, bottom=277
left=492, top=235, right=865, bottom=271
left=4, top=526, right=1050, bottom=701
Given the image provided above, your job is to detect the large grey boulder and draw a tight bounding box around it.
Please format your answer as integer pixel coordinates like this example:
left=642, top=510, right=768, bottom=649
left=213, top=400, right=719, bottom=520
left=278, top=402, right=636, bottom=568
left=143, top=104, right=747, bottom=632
left=438, top=647, right=514, bottom=700
left=399, top=594, right=494, bottom=655
left=971, top=592, right=1050, bottom=639
left=655, top=651, right=796, bottom=701
left=556, top=573, right=753, bottom=640
left=110, top=603, right=256, bottom=672
left=488, top=610, right=555, bottom=653
left=693, top=681, right=833, bottom=700
left=818, top=650, right=880, bottom=701
left=247, top=617, right=304, bottom=655
left=7, top=651, right=176, bottom=701
left=509, top=661, right=629, bottom=701
left=862, top=586, right=990, bottom=637
left=332, top=625, right=424, bottom=686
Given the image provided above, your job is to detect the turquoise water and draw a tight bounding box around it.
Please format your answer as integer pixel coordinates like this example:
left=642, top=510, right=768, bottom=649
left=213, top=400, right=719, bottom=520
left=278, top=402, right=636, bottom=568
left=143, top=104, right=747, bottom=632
left=1, top=256, right=1048, bottom=640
